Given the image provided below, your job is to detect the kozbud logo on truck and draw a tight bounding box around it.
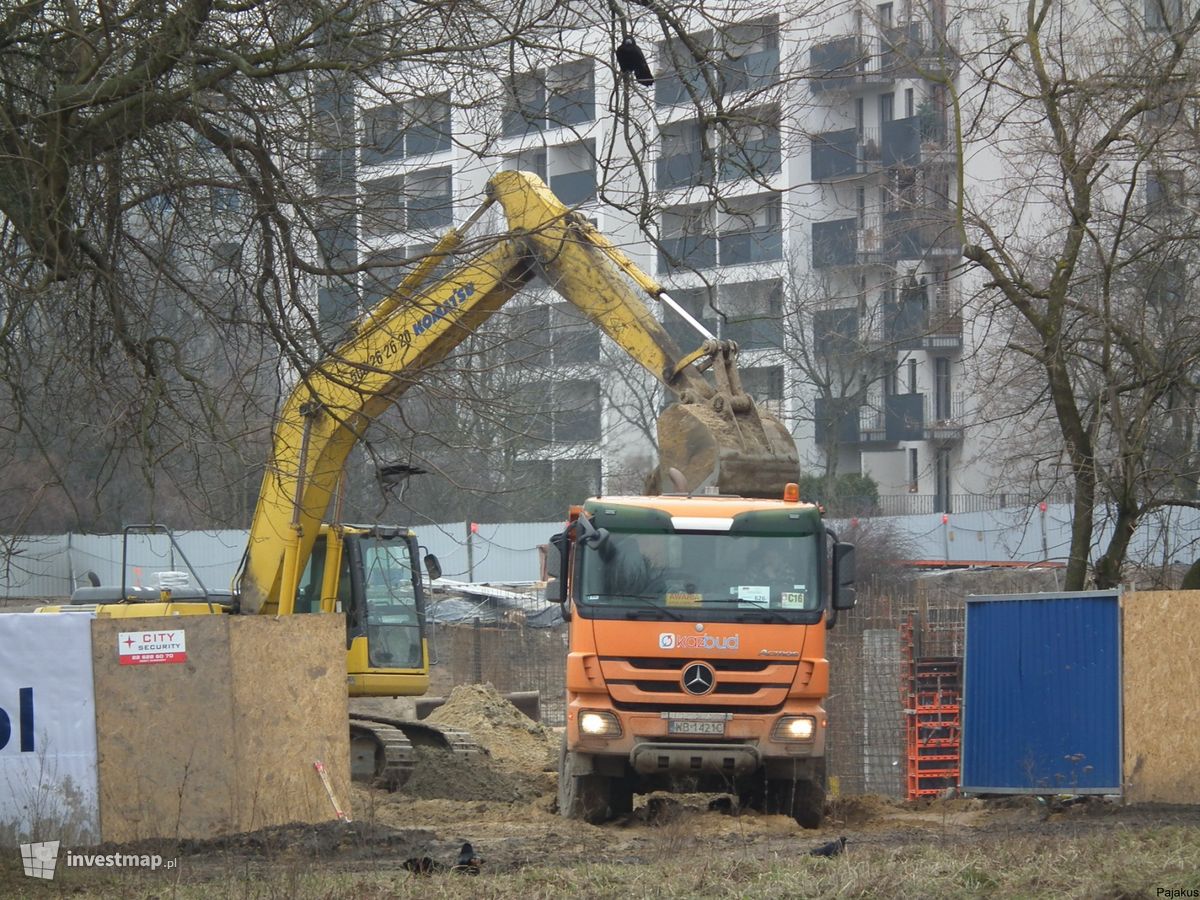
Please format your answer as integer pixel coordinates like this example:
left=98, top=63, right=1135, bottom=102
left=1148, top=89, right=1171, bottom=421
left=0, top=687, right=34, bottom=752
left=657, top=632, right=739, bottom=651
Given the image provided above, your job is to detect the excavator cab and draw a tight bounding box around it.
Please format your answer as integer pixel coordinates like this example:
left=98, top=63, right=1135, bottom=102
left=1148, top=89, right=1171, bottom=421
left=294, top=525, right=436, bottom=697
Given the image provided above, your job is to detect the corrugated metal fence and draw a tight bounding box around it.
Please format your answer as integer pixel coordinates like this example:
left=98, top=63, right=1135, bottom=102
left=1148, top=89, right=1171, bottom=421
left=8, top=502, right=1200, bottom=600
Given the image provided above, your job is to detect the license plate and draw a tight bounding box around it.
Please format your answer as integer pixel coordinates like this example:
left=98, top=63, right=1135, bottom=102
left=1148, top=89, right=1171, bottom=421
left=668, top=719, right=725, bottom=736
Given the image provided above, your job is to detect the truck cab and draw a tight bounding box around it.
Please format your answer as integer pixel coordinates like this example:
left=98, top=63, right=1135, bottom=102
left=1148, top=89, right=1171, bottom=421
left=549, top=486, right=855, bottom=826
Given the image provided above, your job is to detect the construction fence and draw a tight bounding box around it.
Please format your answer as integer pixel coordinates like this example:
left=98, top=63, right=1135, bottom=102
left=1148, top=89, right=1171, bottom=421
left=426, top=568, right=1063, bottom=798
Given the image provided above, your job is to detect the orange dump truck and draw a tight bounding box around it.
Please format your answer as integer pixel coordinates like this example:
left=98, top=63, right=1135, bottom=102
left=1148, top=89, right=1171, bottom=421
left=547, top=484, right=856, bottom=827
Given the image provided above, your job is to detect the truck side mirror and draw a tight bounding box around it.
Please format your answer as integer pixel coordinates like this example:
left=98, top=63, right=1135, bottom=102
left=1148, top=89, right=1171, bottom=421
left=423, top=553, right=442, bottom=583
left=544, top=541, right=562, bottom=602
left=832, top=542, right=856, bottom=611
left=546, top=531, right=571, bottom=619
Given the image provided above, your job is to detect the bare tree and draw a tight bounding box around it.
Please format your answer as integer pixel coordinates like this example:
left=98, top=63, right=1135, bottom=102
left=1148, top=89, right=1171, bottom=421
left=0, top=0, right=838, bottom=534
left=947, top=0, right=1200, bottom=586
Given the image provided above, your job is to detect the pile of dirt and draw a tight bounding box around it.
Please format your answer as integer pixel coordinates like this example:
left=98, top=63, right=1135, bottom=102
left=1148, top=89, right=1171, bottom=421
left=400, top=746, right=546, bottom=803
left=425, top=683, right=559, bottom=773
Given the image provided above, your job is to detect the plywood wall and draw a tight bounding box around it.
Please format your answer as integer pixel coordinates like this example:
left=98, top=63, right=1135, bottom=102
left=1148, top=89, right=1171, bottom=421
left=92, top=614, right=349, bottom=842
left=1123, top=591, right=1200, bottom=804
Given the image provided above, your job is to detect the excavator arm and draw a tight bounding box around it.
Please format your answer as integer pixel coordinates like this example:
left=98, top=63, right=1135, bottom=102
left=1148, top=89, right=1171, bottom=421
left=237, top=170, right=798, bottom=615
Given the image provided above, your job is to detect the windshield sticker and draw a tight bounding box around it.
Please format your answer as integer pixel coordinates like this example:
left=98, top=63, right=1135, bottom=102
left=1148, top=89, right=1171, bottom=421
left=665, top=592, right=702, bottom=607
left=781, top=591, right=807, bottom=609
left=736, top=585, right=770, bottom=605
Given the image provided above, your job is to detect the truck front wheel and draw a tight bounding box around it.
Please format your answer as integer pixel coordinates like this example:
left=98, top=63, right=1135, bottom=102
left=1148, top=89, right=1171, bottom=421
left=557, top=737, right=633, bottom=824
left=765, top=775, right=825, bottom=829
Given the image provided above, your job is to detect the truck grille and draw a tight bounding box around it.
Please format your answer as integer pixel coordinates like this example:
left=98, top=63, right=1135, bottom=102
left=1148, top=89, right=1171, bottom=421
left=599, top=657, right=804, bottom=708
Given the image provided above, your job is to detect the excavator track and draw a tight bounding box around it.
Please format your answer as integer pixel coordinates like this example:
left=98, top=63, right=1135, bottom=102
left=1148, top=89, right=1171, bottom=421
left=348, top=713, right=486, bottom=790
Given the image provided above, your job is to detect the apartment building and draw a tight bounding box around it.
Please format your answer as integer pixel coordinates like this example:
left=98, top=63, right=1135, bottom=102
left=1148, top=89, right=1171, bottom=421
left=312, top=5, right=1000, bottom=519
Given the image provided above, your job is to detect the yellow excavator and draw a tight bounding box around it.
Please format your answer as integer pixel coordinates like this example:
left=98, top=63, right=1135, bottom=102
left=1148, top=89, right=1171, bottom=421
left=39, top=171, right=800, bottom=786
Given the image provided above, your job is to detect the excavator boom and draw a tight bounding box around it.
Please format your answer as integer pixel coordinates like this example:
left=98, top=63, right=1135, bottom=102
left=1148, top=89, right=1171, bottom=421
left=237, top=170, right=799, bottom=616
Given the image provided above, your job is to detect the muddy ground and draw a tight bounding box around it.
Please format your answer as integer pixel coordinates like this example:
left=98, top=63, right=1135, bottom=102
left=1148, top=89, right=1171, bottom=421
left=4, top=686, right=1199, bottom=897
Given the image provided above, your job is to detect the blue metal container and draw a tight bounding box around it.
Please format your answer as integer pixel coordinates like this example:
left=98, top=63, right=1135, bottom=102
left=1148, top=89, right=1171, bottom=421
left=960, top=590, right=1121, bottom=795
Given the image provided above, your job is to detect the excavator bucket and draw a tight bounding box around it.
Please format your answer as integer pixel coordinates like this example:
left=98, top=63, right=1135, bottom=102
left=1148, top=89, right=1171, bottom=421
left=654, top=399, right=800, bottom=499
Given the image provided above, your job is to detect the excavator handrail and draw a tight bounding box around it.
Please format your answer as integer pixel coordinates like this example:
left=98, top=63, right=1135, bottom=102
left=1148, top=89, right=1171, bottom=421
left=235, top=171, right=797, bottom=616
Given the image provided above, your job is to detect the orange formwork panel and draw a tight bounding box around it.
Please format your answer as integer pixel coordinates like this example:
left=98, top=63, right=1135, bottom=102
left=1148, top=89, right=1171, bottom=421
left=903, top=618, right=962, bottom=800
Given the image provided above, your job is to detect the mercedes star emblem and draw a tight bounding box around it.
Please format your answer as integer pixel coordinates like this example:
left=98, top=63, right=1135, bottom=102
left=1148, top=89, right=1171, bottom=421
left=681, top=662, right=715, bottom=696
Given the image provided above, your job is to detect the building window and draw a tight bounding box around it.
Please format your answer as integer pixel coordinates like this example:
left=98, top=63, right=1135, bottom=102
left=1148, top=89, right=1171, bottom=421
left=656, top=31, right=715, bottom=106
left=880, top=92, right=895, bottom=124
left=1147, top=169, right=1186, bottom=214
left=362, top=247, right=409, bottom=305
left=548, top=141, right=597, bottom=206
left=507, top=302, right=601, bottom=367
left=405, top=167, right=453, bottom=231
left=721, top=280, right=784, bottom=348
left=503, top=61, right=595, bottom=137
left=362, top=168, right=453, bottom=239
left=907, top=358, right=918, bottom=394
left=503, top=149, right=547, bottom=181
left=719, top=106, right=781, bottom=182
left=554, top=379, right=603, bottom=441
left=511, top=458, right=601, bottom=519
left=908, top=447, right=919, bottom=492
left=547, top=61, right=595, bottom=127
left=662, top=280, right=783, bottom=350
left=658, top=120, right=710, bottom=188
left=361, top=93, right=452, bottom=165
left=362, top=175, right=405, bottom=237
left=718, top=194, right=783, bottom=266
left=657, top=15, right=779, bottom=106
left=659, top=203, right=716, bottom=272
left=719, top=17, right=781, bottom=94
left=741, top=366, right=784, bottom=403
left=520, top=378, right=602, bottom=442
left=211, top=241, right=242, bottom=271
left=1145, top=0, right=1183, bottom=31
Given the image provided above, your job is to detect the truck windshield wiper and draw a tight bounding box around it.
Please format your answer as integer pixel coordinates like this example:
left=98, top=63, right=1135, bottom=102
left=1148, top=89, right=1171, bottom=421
left=598, top=594, right=683, bottom=621
left=705, top=597, right=769, bottom=607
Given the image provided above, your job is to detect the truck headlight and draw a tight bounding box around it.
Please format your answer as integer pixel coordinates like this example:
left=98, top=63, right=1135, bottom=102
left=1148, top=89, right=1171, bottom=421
left=578, top=710, right=622, bottom=738
left=773, top=715, right=816, bottom=741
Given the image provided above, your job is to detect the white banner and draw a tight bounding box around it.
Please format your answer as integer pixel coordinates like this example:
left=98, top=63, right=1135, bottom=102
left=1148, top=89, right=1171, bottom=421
left=0, top=614, right=99, bottom=845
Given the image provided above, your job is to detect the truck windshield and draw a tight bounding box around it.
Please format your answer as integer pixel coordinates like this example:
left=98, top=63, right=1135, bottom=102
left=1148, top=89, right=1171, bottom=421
left=360, top=536, right=424, bottom=669
left=577, top=531, right=821, bottom=622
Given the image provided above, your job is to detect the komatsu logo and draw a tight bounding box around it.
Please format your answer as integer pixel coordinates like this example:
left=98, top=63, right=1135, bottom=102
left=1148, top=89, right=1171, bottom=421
left=413, top=284, right=475, bottom=336
left=658, top=632, right=739, bottom=651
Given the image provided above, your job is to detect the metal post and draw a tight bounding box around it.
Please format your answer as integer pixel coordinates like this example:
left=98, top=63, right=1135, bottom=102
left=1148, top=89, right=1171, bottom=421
left=466, top=520, right=475, bottom=582
left=472, top=616, right=483, bottom=684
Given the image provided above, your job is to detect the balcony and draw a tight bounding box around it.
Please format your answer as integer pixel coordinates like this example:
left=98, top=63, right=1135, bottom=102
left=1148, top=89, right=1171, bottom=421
left=815, top=397, right=862, bottom=446
left=720, top=133, right=782, bottom=182
left=883, top=297, right=962, bottom=350
left=882, top=209, right=958, bottom=261
left=811, top=127, right=881, bottom=181
left=811, top=217, right=888, bottom=270
left=924, top=391, right=966, bottom=442
left=809, top=35, right=895, bottom=94
left=719, top=226, right=783, bottom=266
left=882, top=20, right=957, bottom=79
left=881, top=116, right=950, bottom=168
left=860, top=393, right=924, bottom=443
